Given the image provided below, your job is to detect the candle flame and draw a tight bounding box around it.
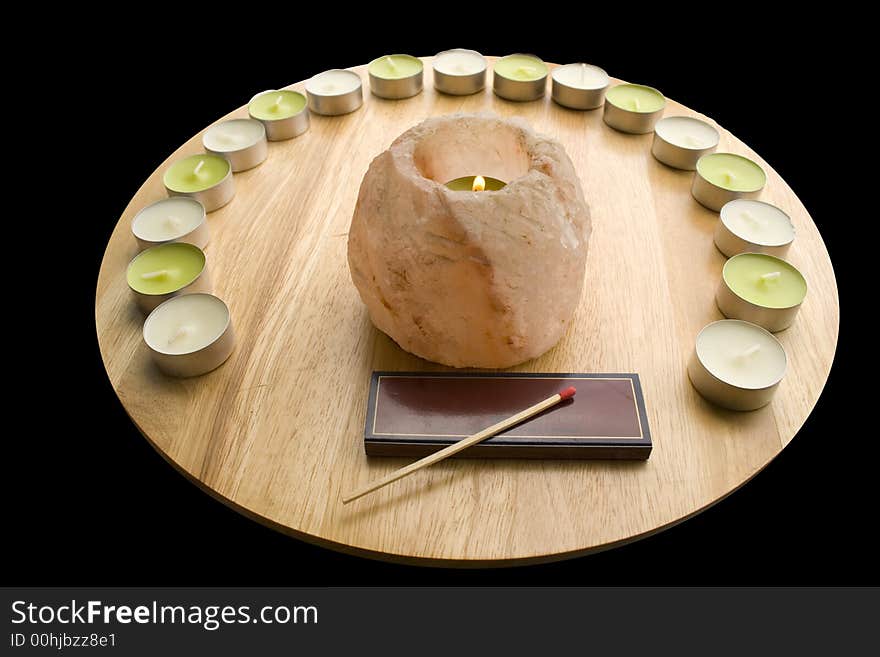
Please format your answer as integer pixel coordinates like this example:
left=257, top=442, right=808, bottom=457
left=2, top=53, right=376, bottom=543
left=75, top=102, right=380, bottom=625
left=472, top=175, right=486, bottom=192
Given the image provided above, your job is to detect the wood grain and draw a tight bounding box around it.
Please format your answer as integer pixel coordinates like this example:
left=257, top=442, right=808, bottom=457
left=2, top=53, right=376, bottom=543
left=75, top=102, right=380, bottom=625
left=95, top=57, right=839, bottom=566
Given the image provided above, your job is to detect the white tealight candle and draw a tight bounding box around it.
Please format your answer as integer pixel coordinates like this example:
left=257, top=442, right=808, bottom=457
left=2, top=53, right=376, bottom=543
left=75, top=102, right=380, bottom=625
left=715, top=199, right=796, bottom=258
left=551, top=63, right=610, bottom=110
left=131, top=197, right=208, bottom=251
left=652, top=116, right=720, bottom=170
left=688, top=319, right=787, bottom=411
left=305, top=70, right=363, bottom=115
left=202, top=118, right=268, bottom=172
left=143, top=293, right=235, bottom=377
left=433, top=48, right=487, bottom=95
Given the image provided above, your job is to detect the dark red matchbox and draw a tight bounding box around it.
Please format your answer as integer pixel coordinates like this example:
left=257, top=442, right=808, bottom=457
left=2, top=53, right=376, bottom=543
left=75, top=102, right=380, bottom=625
left=363, top=372, right=652, bottom=459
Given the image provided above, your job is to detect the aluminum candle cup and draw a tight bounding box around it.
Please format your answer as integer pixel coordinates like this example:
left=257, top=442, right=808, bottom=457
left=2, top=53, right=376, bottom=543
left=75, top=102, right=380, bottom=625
left=715, top=200, right=795, bottom=258
left=493, top=54, right=548, bottom=101
left=163, top=153, right=234, bottom=213
left=551, top=63, right=609, bottom=110
left=368, top=54, right=424, bottom=99
left=651, top=116, right=719, bottom=170
left=126, top=242, right=212, bottom=313
left=432, top=49, right=487, bottom=95
left=248, top=90, right=309, bottom=141
left=131, top=197, right=208, bottom=251
left=306, top=70, right=363, bottom=116
left=202, top=118, right=267, bottom=171
left=143, top=293, right=235, bottom=377
left=692, top=152, right=766, bottom=211
left=688, top=319, right=787, bottom=411
left=716, top=253, right=807, bottom=332
left=603, top=83, right=665, bottom=134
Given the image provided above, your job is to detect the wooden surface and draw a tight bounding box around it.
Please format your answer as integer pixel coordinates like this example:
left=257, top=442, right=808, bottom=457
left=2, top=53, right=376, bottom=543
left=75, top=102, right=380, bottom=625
left=95, top=57, right=839, bottom=566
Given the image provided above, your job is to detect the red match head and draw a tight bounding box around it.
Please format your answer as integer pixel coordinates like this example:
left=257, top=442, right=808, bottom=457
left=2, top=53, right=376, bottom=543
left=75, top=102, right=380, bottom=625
left=559, top=386, right=577, bottom=401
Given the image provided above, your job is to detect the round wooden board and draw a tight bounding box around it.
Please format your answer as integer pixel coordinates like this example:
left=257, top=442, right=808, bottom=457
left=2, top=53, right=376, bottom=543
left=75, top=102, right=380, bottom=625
left=96, top=57, right=839, bottom=566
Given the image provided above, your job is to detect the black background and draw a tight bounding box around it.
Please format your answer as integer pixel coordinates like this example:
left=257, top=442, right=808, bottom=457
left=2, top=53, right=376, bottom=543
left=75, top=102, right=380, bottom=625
left=9, top=20, right=865, bottom=585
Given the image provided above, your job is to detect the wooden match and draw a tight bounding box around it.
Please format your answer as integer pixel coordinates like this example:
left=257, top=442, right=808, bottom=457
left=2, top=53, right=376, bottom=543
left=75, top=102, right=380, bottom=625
left=342, top=386, right=577, bottom=504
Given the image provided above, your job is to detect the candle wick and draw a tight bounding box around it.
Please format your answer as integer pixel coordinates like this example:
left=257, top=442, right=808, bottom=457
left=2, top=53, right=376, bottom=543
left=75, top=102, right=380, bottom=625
left=275, top=95, right=284, bottom=106
left=632, top=98, right=641, bottom=110
left=386, top=56, right=397, bottom=72
left=741, top=211, right=763, bottom=226
left=683, top=135, right=703, bottom=148
left=760, top=271, right=781, bottom=283
left=141, top=269, right=176, bottom=280
left=164, top=215, right=182, bottom=230
left=739, top=343, right=762, bottom=359
left=722, top=171, right=736, bottom=185
left=193, top=160, right=205, bottom=176
left=580, top=63, right=586, bottom=85
left=167, top=325, right=190, bottom=346
left=516, top=66, right=537, bottom=77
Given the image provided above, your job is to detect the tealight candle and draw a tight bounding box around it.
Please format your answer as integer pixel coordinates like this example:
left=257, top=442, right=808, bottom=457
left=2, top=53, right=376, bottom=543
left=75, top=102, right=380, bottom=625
left=551, top=63, right=609, bottom=110
left=445, top=175, right=507, bottom=191
left=248, top=89, right=309, bottom=141
left=202, top=118, right=267, bottom=172
left=715, top=200, right=795, bottom=258
left=651, top=116, right=720, bottom=170
left=127, top=242, right=211, bottom=313
left=688, top=319, right=787, bottom=411
left=131, top=197, right=208, bottom=251
left=369, top=54, right=424, bottom=99
left=305, top=69, right=363, bottom=116
left=493, top=54, right=548, bottom=101
left=143, top=293, right=235, bottom=377
left=692, top=153, right=766, bottom=211
left=716, top=253, right=807, bottom=332
left=163, top=153, right=234, bottom=213
left=433, top=48, right=487, bottom=95
left=603, top=83, right=665, bottom=134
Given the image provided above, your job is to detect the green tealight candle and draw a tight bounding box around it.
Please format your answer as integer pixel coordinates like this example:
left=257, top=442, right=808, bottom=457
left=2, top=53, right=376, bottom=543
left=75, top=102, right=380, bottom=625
left=127, top=243, right=207, bottom=296
left=605, top=84, right=665, bottom=113
left=494, top=54, right=548, bottom=81
left=369, top=54, right=423, bottom=80
left=445, top=175, right=507, bottom=191
left=248, top=90, right=307, bottom=120
left=163, top=154, right=230, bottom=194
left=722, top=253, right=806, bottom=309
left=697, top=153, right=766, bottom=192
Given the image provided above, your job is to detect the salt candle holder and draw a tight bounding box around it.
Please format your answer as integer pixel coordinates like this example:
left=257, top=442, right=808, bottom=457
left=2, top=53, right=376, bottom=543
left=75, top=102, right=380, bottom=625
left=688, top=319, right=787, bottom=411
left=131, top=197, right=208, bottom=251
left=715, top=200, right=795, bottom=258
left=603, top=84, right=665, bottom=134
left=163, top=153, right=234, bottom=213
left=651, top=116, right=719, bottom=170
left=305, top=70, right=363, bottom=116
left=203, top=118, right=267, bottom=172
left=716, top=253, right=807, bottom=332
left=493, top=54, right=548, bottom=101
left=551, top=63, right=609, bottom=110
left=127, top=242, right=211, bottom=313
left=248, top=90, right=309, bottom=141
left=433, top=49, right=487, bottom=95
left=143, top=293, right=235, bottom=377
left=692, top=153, right=766, bottom=211
left=369, top=54, right=424, bottom=99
